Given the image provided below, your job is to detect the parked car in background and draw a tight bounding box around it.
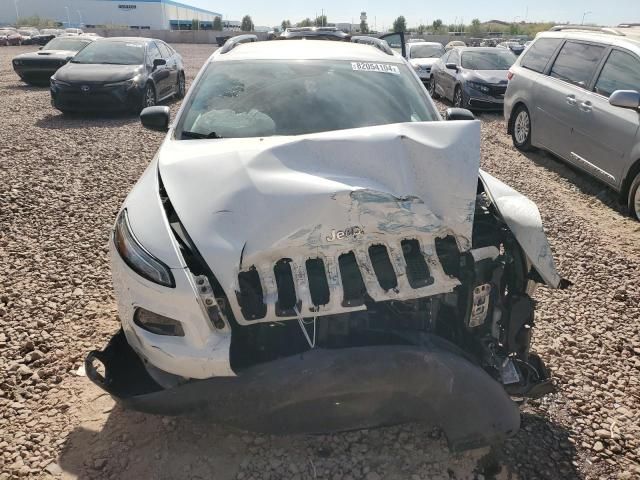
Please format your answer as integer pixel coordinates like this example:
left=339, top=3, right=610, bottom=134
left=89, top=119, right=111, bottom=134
left=0, top=29, right=22, bottom=46
left=33, top=29, right=62, bottom=45
left=17, top=29, right=39, bottom=45
left=406, top=41, right=445, bottom=84
left=445, top=40, right=466, bottom=51
left=431, top=47, right=517, bottom=110
left=279, top=26, right=349, bottom=40
left=498, top=41, right=525, bottom=56
left=505, top=25, right=640, bottom=220
left=50, top=37, right=185, bottom=113
left=86, top=38, right=565, bottom=450
left=13, top=36, right=95, bottom=85
left=63, top=28, right=84, bottom=36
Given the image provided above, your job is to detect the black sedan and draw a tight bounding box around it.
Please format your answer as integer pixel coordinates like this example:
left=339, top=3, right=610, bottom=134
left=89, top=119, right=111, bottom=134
left=50, top=37, right=185, bottom=114
left=13, top=36, right=95, bottom=85
left=33, top=29, right=63, bottom=45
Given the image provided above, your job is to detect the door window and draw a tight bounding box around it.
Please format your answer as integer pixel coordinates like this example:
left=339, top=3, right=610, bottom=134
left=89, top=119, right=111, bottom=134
left=520, top=37, right=562, bottom=73
left=448, top=50, right=460, bottom=65
left=549, top=41, right=606, bottom=89
left=157, top=42, right=172, bottom=59
left=146, top=42, right=162, bottom=65
left=594, top=50, right=640, bottom=97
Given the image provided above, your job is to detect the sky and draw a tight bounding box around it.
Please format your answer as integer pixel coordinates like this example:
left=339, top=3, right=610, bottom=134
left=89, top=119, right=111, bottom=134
left=185, top=0, right=639, bottom=29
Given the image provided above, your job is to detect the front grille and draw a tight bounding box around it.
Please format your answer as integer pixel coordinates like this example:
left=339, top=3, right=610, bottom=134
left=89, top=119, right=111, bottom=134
left=236, top=238, right=460, bottom=322
left=21, top=59, right=61, bottom=68
left=487, top=84, right=507, bottom=98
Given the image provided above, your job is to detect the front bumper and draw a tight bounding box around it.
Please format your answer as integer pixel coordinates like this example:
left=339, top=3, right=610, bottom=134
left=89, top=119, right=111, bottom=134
left=50, top=81, right=145, bottom=112
left=87, top=329, right=521, bottom=451
left=14, top=62, right=65, bottom=84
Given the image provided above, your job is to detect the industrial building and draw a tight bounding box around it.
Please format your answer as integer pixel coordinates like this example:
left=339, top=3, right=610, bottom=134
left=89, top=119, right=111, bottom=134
left=3, top=0, right=223, bottom=30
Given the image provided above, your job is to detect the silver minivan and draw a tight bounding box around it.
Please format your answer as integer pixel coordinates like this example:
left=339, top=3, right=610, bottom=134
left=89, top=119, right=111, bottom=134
left=504, top=26, right=640, bottom=220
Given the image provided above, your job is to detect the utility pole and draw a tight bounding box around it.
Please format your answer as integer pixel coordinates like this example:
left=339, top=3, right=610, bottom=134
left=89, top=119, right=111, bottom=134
left=14, top=0, right=20, bottom=23
left=581, top=11, right=592, bottom=25
left=77, top=10, right=83, bottom=26
left=65, top=6, right=71, bottom=27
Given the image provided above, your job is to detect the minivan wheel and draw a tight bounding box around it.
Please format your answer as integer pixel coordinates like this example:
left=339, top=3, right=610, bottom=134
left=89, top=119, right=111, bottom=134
left=512, top=105, right=533, bottom=151
left=628, top=172, right=640, bottom=221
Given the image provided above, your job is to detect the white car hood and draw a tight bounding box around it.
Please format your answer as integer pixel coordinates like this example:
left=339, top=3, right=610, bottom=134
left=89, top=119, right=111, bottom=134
left=158, top=121, right=482, bottom=324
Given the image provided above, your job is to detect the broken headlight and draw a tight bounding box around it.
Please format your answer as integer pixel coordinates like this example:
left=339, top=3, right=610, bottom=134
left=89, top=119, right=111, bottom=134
left=113, top=209, right=175, bottom=287
left=134, top=308, right=184, bottom=336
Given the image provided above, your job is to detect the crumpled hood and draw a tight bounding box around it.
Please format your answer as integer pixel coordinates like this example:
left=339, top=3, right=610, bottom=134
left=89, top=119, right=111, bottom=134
left=159, top=121, right=480, bottom=322
left=464, top=69, right=509, bottom=84
left=54, top=63, right=142, bottom=83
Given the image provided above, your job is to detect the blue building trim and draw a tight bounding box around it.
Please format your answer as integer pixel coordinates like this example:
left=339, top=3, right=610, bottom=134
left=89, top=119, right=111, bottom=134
left=97, top=0, right=222, bottom=18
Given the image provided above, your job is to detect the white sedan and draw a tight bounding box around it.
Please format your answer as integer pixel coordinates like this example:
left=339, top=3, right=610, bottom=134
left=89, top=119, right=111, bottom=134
left=87, top=37, right=567, bottom=450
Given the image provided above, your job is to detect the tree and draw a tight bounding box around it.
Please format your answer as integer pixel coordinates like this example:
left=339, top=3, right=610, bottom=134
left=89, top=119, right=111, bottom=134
left=315, top=15, right=327, bottom=27
left=392, top=16, right=407, bottom=32
left=213, top=16, right=222, bottom=31
left=416, top=24, right=426, bottom=34
left=469, top=18, right=482, bottom=35
left=281, top=19, right=291, bottom=30
left=359, top=20, right=369, bottom=33
left=432, top=19, right=444, bottom=33
left=241, top=15, right=254, bottom=32
left=297, top=18, right=313, bottom=27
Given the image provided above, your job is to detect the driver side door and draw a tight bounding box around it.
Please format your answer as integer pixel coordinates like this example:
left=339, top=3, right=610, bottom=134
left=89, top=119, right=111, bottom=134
left=379, top=32, right=406, bottom=58
left=147, top=41, right=170, bottom=99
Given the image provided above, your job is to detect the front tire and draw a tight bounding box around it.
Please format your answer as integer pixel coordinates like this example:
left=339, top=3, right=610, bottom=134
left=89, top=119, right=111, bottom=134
left=628, top=172, right=640, bottom=221
left=176, top=72, right=185, bottom=99
left=511, top=105, right=533, bottom=151
left=453, top=85, right=465, bottom=108
left=428, top=77, right=438, bottom=98
left=141, top=83, right=156, bottom=111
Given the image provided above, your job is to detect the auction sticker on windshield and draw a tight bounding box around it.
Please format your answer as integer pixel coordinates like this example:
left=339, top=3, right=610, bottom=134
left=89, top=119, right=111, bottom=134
left=351, top=62, right=400, bottom=74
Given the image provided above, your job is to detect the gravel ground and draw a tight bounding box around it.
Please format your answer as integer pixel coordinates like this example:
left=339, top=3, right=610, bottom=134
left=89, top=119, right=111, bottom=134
left=1, top=43, right=639, bottom=480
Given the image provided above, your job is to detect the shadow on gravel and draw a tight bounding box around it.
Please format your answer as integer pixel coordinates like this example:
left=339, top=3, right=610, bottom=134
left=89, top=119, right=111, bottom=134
left=0, top=83, right=47, bottom=91
left=497, top=412, right=582, bottom=480
left=36, top=112, right=140, bottom=130
left=521, top=149, right=628, bottom=216
left=57, top=400, right=582, bottom=480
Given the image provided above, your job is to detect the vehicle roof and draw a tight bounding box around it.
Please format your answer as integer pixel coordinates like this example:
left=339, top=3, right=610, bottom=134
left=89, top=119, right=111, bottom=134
left=213, top=39, right=404, bottom=63
left=537, top=29, right=640, bottom=53
left=407, top=41, right=443, bottom=47
left=457, top=47, right=511, bottom=53
left=97, top=36, right=153, bottom=44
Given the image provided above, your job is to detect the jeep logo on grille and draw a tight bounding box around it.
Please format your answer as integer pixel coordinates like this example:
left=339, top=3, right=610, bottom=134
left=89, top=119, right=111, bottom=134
left=326, top=226, right=364, bottom=242
left=81, top=85, right=90, bottom=92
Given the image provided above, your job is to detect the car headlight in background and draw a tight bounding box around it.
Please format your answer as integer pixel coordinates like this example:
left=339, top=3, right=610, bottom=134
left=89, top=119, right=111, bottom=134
left=113, top=209, right=175, bottom=287
left=13, top=59, right=22, bottom=66
left=468, top=81, right=490, bottom=93
left=50, top=77, right=71, bottom=88
left=105, top=74, right=142, bottom=88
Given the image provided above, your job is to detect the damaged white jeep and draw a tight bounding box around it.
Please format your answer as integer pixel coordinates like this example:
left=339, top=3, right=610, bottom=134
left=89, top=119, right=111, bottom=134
left=87, top=37, right=568, bottom=451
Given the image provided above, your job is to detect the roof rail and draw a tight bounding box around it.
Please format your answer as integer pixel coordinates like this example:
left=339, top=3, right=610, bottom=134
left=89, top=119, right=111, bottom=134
left=549, top=25, right=626, bottom=36
left=219, top=34, right=258, bottom=54
left=351, top=36, right=393, bottom=55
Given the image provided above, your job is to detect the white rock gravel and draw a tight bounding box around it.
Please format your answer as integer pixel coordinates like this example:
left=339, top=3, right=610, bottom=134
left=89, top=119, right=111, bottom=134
left=0, top=44, right=639, bottom=479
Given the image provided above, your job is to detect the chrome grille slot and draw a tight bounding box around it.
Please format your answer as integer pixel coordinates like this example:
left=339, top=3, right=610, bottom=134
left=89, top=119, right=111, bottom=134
left=274, top=259, right=299, bottom=316
left=306, top=258, right=330, bottom=307
left=236, top=267, right=266, bottom=320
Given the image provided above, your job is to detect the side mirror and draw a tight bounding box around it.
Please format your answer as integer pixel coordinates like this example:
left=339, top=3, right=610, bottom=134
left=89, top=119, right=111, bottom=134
left=140, top=106, right=170, bottom=132
left=444, top=108, right=475, bottom=121
left=445, top=62, right=458, bottom=71
left=152, top=58, right=166, bottom=70
left=609, top=90, right=640, bottom=110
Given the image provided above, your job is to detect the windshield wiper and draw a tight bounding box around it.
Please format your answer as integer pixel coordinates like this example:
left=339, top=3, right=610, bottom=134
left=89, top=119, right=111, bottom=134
left=181, top=130, right=224, bottom=140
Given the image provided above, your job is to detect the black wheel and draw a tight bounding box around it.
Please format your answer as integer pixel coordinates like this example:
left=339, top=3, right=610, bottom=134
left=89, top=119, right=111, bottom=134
left=453, top=85, right=465, bottom=108
left=176, top=72, right=186, bottom=99
left=511, top=104, right=533, bottom=151
left=428, top=77, right=438, bottom=98
left=142, top=83, right=156, bottom=110
left=628, top=172, right=640, bottom=221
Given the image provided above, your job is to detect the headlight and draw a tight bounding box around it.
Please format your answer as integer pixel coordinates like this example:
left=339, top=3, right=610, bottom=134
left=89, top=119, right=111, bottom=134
left=13, top=59, right=21, bottom=65
left=50, top=77, right=71, bottom=87
left=468, top=81, right=490, bottom=93
left=113, top=209, right=175, bottom=287
left=134, top=308, right=184, bottom=336
left=105, top=75, right=142, bottom=88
